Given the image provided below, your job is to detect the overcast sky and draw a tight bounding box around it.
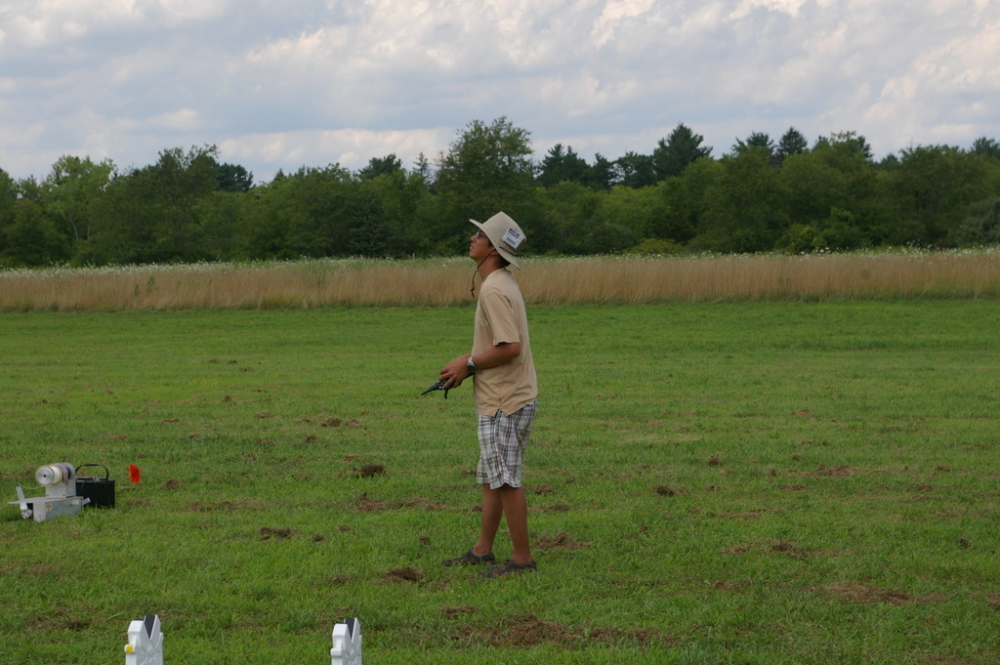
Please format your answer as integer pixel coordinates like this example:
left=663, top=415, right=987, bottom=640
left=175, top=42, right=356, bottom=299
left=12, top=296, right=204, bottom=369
left=1, top=0, right=998, bottom=184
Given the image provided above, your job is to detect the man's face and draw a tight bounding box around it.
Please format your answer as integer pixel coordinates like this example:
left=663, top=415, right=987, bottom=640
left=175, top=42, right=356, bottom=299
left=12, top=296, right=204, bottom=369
left=469, top=229, right=494, bottom=262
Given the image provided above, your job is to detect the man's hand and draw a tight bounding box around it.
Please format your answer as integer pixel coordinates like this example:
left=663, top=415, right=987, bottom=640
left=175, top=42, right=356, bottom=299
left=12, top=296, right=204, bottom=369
left=439, top=354, right=472, bottom=390
left=438, top=343, right=522, bottom=391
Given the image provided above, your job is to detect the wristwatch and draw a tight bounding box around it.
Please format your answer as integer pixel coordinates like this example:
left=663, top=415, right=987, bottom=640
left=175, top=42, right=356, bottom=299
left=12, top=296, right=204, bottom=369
left=467, top=356, right=479, bottom=374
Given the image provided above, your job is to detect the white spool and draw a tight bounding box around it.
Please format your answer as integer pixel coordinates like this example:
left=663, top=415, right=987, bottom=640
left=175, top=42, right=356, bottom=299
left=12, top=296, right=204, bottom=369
left=36, top=463, right=74, bottom=486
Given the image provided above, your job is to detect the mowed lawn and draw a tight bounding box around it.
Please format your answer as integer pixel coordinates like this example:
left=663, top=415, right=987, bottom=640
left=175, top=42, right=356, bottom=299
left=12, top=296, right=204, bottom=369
left=1, top=302, right=999, bottom=664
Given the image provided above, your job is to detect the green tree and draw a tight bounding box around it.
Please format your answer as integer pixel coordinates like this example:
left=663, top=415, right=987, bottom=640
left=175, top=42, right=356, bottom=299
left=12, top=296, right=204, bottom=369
left=87, top=146, right=221, bottom=264
left=358, top=154, right=404, bottom=181
left=347, top=167, right=430, bottom=257
left=876, top=153, right=901, bottom=171
left=347, top=190, right=392, bottom=257
left=412, top=153, right=433, bottom=186
left=951, top=198, right=1000, bottom=245
left=0, top=168, right=17, bottom=260
left=776, top=127, right=808, bottom=165
left=779, top=149, right=851, bottom=227
left=193, top=190, right=254, bottom=260
left=657, top=157, right=722, bottom=244
left=612, top=151, right=656, bottom=188
left=652, top=123, right=712, bottom=180
left=971, top=137, right=1000, bottom=161
left=692, top=148, right=788, bottom=252
left=784, top=207, right=864, bottom=253
left=2, top=200, right=70, bottom=266
left=41, top=155, right=116, bottom=244
left=593, top=185, right=669, bottom=249
left=433, top=117, right=538, bottom=252
left=216, top=163, right=254, bottom=193
left=814, top=131, right=873, bottom=163
left=733, top=132, right=776, bottom=160
left=538, top=181, right=600, bottom=253
left=16, top=176, right=44, bottom=202
left=537, top=144, right=589, bottom=188
left=585, top=153, right=615, bottom=191
left=884, top=145, right=1000, bottom=245
left=255, top=165, right=358, bottom=259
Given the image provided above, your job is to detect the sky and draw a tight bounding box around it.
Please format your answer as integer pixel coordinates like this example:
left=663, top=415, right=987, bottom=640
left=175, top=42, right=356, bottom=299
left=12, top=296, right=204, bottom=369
left=1, top=0, right=998, bottom=184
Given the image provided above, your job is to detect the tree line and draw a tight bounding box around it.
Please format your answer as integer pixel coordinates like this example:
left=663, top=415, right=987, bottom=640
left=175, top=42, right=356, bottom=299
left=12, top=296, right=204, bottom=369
left=2, top=117, right=1000, bottom=268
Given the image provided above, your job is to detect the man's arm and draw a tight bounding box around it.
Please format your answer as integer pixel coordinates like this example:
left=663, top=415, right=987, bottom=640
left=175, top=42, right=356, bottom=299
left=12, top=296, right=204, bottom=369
left=439, top=342, right=521, bottom=390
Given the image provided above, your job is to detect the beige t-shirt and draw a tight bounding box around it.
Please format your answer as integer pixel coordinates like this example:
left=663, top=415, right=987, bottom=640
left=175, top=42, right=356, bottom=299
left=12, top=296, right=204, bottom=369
left=472, top=269, right=537, bottom=417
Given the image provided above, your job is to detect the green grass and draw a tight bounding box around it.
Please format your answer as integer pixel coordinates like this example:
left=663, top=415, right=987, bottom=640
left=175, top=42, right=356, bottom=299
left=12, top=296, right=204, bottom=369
left=2, top=302, right=999, bottom=664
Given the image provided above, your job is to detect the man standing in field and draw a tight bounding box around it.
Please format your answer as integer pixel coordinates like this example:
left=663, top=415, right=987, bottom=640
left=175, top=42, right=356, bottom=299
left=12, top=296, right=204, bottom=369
left=437, top=211, right=538, bottom=578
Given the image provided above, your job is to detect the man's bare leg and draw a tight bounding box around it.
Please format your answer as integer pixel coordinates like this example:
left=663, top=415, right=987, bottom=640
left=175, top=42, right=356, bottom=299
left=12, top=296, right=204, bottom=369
left=498, top=484, right=532, bottom=564
left=472, top=484, right=503, bottom=557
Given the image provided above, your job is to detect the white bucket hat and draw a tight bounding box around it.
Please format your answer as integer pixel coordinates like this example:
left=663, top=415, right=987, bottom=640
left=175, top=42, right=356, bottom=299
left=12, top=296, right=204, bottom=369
left=469, top=211, right=526, bottom=268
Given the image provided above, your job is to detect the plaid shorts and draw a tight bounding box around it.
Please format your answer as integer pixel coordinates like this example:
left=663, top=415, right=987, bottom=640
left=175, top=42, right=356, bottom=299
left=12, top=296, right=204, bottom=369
left=476, top=401, right=537, bottom=490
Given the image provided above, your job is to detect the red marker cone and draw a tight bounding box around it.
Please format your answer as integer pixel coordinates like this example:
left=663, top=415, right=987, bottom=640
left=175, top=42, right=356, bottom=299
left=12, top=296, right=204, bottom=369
left=129, top=464, right=141, bottom=483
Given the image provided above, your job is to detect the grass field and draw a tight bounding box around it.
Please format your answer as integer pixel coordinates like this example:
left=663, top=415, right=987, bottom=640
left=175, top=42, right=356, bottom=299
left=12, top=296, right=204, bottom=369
left=2, top=302, right=1000, bottom=664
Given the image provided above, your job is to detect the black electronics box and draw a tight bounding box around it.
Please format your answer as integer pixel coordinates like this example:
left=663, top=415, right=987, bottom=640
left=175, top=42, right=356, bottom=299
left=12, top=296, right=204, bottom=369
left=76, top=464, right=115, bottom=509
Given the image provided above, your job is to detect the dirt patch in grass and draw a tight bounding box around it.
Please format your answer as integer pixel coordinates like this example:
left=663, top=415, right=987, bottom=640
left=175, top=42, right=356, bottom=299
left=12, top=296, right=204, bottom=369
left=162, top=478, right=181, bottom=490
left=448, top=613, right=674, bottom=648
left=354, top=464, right=386, bottom=478
left=655, top=485, right=685, bottom=497
left=530, top=484, right=555, bottom=495
left=380, top=567, right=422, bottom=583
left=399, top=496, right=448, bottom=511
left=353, top=492, right=387, bottom=513
left=535, top=532, right=589, bottom=551
left=184, top=499, right=265, bottom=512
left=9, top=565, right=62, bottom=580
left=822, top=583, right=916, bottom=605
left=317, top=415, right=365, bottom=429
left=259, top=527, right=294, bottom=540
left=713, top=580, right=754, bottom=593
left=810, top=464, right=859, bottom=477
left=23, top=608, right=92, bottom=632
left=536, top=503, right=572, bottom=512
left=724, top=539, right=810, bottom=557
left=720, top=512, right=764, bottom=520
left=441, top=605, right=477, bottom=618
left=719, top=508, right=773, bottom=520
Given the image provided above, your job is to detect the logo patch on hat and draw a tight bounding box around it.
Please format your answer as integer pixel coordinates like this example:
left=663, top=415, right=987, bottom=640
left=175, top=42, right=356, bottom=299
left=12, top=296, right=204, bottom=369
left=502, top=227, right=524, bottom=250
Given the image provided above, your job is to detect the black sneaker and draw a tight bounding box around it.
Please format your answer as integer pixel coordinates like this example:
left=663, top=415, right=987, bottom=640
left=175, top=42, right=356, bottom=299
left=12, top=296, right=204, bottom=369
left=479, top=558, right=537, bottom=579
left=443, top=549, right=496, bottom=567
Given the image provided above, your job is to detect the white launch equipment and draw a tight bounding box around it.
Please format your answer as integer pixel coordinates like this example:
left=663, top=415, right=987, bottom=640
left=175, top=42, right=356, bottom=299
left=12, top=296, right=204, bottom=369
left=331, top=618, right=362, bottom=665
left=8, top=463, right=90, bottom=522
left=125, top=615, right=164, bottom=665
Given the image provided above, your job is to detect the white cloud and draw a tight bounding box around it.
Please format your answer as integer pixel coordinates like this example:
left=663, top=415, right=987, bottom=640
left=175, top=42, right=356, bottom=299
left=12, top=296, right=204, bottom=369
left=1, top=0, right=999, bottom=179
left=217, top=127, right=454, bottom=177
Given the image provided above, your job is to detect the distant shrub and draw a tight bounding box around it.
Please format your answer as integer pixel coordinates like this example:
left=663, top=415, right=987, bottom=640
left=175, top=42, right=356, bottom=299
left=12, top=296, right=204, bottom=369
left=952, top=198, right=1000, bottom=246
left=626, top=238, right=685, bottom=255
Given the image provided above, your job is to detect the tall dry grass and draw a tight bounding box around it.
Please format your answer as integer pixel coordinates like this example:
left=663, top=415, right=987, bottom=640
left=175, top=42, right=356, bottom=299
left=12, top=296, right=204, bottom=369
left=2, top=250, right=999, bottom=312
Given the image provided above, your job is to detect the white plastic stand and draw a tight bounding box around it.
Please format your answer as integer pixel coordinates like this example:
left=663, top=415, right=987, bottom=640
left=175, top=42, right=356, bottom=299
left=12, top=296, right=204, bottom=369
left=125, top=615, right=164, bottom=665
left=8, top=463, right=90, bottom=522
left=331, top=618, right=361, bottom=665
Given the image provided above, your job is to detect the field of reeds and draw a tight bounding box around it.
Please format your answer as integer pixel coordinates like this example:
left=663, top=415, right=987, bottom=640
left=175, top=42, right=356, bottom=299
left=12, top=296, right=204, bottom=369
left=2, top=249, right=999, bottom=311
